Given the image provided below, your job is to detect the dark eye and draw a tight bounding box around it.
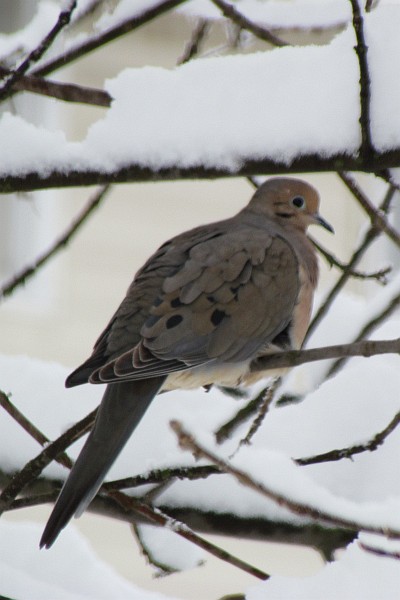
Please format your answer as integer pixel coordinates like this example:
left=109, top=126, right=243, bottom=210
left=291, top=196, right=305, bottom=209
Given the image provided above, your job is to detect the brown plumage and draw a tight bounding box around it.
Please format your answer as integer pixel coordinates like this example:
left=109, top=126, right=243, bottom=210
left=40, top=177, right=333, bottom=549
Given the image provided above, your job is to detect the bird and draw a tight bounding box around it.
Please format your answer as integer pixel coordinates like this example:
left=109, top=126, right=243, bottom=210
left=40, top=177, right=333, bottom=549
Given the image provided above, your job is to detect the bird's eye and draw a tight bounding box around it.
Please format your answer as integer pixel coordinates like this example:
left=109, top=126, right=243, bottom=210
left=291, top=196, right=305, bottom=209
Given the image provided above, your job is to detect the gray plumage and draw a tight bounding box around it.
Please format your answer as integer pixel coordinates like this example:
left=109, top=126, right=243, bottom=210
left=40, top=177, right=332, bottom=549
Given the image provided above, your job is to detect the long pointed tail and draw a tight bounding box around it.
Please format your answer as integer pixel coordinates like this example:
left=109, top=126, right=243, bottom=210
left=40, top=376, right=165, bottom=549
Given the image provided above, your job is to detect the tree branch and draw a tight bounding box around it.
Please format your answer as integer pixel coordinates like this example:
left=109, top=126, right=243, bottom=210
left=350, top=0, right=374, bottom=164
left=0, top=408, right=96, bottom=515
left=109, top=490, right=270, bottom=580
left=339, top=172, right=400, bottom=249
left=171, top=420, right=400, bottom=538
left=178, top=19, right=211, bottom=64
left=5, top=150, right=400, bottom=194
left=3, top=475, right=356, bottom=558
left=327, top=288, right=400, bottom=378
left=30, top=0, right=189, bottom=79
left=0, top=66, right=111, bottom=107
left=0, top=185, right=110, bottom=300
left=310, top=236, right=390, bottom=284
left=0, top=391, right=72, bottom=470
left=0, top=1, right=78, bottom=102
left=307, top=180, right=396, bottom=339
left=215, top=386, right=270, bottom=444
left=238, top=378, right=281, bottom=448
left=296, top=409, right=400, bottom=466
left=210, top=0, right=289, bottom=47
left=250, top=337, right=400, bottom=373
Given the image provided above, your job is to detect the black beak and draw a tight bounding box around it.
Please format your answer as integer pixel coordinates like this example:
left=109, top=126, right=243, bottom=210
left=315, top=214, right=334, bottom=233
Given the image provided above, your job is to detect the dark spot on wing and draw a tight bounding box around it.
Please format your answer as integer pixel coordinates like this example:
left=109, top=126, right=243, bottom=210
left=166, top=314, right=184, bottom=329
left=211, top=309, right=226, bottom=326
left=170, top=297, right=184, bottom=308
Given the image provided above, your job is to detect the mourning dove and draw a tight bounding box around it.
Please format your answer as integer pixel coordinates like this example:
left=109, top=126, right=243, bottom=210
left=40, top=177, right=332, bottom=548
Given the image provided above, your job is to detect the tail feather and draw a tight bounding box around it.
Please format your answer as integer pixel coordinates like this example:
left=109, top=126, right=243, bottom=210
left=40, top=376, right=165, bottom=549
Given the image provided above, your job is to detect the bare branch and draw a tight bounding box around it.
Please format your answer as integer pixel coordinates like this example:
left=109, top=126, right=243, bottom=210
left=109, top=490, right=269, bottom=580
left=339, top=172, right=400, bottom=249
left=350, top=0, right=374, bottom=164
left=31, top=0, right=190, bottom=79
left=5, top=150, right=400, bottom=195
left=0, top=185, right=110, bottom=301
left=132, top=522, right=180, bottom=575
left=359, top=541, right=400, bottom=560
left=0, top=66, right=111, bottom=107
left=0, top=408, right=96, bottom=515
left=307, top=180, right=397, bottom=338
left=0, top=391, right=72, bottom=470
left=238, top=378, right=281, bottom=447
left=215, top=386, right=270, bottom=444
left=171, top=420, right=400, bottom=538
left=5, top=477, right=356, bottom=557
left=210, top=0, right=288, bottom=47
left=103, top=465, right=220, bottom=491
left=178, top=19, right=211, bottom=65
left=250, top=337, right=400, bottom=373
left=0, top=1, right=78, bottom=102
left=296, top=409, right=400, bottom=466
left=327, top=288, right=400, bottom=377
left=310, top=236, right=391, bottom=284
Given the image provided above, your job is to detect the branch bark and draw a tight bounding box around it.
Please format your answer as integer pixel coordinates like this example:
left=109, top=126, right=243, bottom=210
left=4, top=150, right=400, bottom=194
left=250, top=337, right=400, bottom=373
left=0, top=1, right=78, bottom=102
left=171, top=420, right=400, bottom=539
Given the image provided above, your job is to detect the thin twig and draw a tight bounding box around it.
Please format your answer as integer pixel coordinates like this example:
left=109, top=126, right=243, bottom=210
left=0, top=408, right=96, bottom=515
left=31, top=0, right=189, bottom=78
left=310, top=236, right=390, bottom=284
left=215, top=386, right=269, bottom=444
left=171, top=420, right=400, bottom=538
left=103, top=464, right=220, bottom=491
left=0, top=1, right=78, bottom=102
left=339, top=172, right=400, bottom=250
left=132, top=522, right=179, bottom=575
left=178, top=19, right=210, bottom=65
left=296, top=409, right=400, bottom=466
left=359, top=541, right=400, bottom=560
left=0, top=391, right=72, bottom=469
left=109, top=490, right=269, bottom=580
left=0, top=185, right=110, bottom=301
left=327, top=289, right=400, bottom=377
left=350, top=0, right=374, bottom=163
left=307, top=181, right=397, bottom=338
left=210, top=0, right=288, bottom=46
left=238, top=378, right=281, bottom=447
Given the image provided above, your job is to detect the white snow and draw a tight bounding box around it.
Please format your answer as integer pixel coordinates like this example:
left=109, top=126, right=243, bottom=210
left=136, top=524, right=205, bottom=572
left=0, top=520, right=178, bottom=600
left=246, top=537, right=400, bottom=600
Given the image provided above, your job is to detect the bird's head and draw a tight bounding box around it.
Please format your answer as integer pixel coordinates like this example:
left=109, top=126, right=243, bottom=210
left=248, top=177, right=334, bottom=234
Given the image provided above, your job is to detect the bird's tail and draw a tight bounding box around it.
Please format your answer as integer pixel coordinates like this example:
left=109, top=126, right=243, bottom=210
left=40, top=376, right=165, bottom=549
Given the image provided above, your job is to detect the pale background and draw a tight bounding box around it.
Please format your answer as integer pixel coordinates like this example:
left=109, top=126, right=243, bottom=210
left=0, top=3, right=390, bottom=598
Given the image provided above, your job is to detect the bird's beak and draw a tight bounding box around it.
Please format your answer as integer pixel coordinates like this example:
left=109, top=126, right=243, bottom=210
left=314, top=213, right=334, bottom=233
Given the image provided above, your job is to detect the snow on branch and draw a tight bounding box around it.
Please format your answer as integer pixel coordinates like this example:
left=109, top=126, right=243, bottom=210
left=1, top=5, right=400, bottom=192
